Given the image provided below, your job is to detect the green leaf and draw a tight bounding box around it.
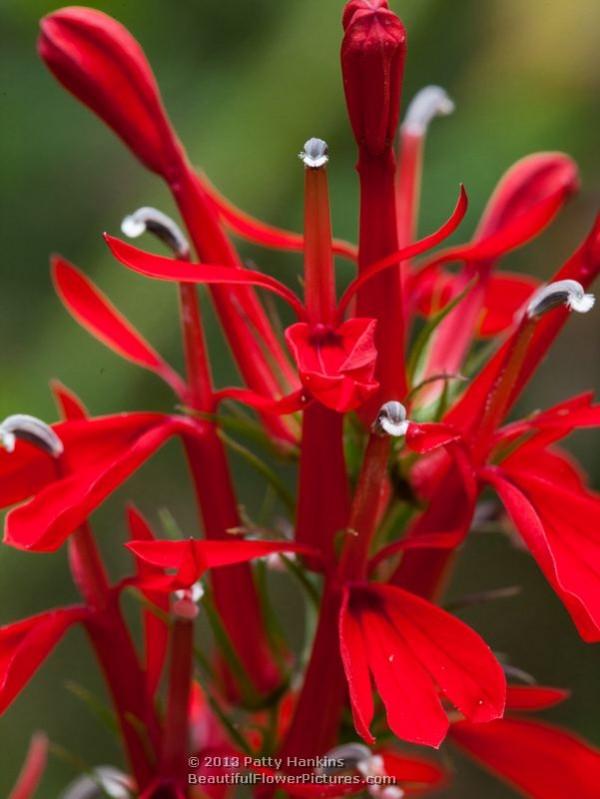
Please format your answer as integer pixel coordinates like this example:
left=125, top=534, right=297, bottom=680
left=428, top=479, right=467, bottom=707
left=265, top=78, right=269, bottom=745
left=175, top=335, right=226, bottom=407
left=218, top=429, right=296, bottom=515
left=407, top=279, right=476, bottom=383
left=65, top=681, right=118, bottom=735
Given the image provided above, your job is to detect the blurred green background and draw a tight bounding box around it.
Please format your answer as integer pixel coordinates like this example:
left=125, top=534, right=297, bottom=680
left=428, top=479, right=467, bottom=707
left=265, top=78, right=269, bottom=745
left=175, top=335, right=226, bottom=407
left=0, top=0, right=599, bottom=795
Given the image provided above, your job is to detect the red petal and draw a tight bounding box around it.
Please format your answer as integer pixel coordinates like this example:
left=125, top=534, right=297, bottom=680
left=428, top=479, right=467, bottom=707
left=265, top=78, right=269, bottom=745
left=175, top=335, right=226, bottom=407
left=38, top=7, right=181, bottom=175
left=201, top=172, right=358, bottom=261
left=285, top=319, right=379, bottom=412
left=0, top=608, right=84, bottom=713
left=419, top=153, right=578, bottom=272
left=405, top=423, right=461, bottom=454
left=506, top=685, right=569, bottom=712
left=52, top=257, right=185, bottom=395
left=451, top=716, right=600, bottom=799
left=105, top=234, right=307, bottom=319
left=337, top=186, right=468, bottom=318
left=4, top=415, right=199, bottom=552
left=361, top=600, right=449, bottom=747
left=478, top=272, right=541, bottom=337
left=339, top=587, right=375, bottom=743
left=8, top=732, right=48, bottom=799
left=50, top=380, right=88, bottom=420
left=484, top=468, right=600, bottom=641
left=213, top=387, right=306, bottom=416
left=380, top=750, right=447, bottom=793
left=127, top=538, right=320, bottom=590
left=371, top=584, right=506, bottom=724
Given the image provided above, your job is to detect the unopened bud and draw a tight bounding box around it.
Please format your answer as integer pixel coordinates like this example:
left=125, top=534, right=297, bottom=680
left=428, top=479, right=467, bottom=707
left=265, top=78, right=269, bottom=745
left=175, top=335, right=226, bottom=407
left=372, top=401, right=409, bottom=437
left=299, top=138, right=329, bottom=169
left=402, top=85, right=455, bottom=137
left=341, top=0, right=407, bottom=156
left=121, top=206, right=190, bottom=258
left=0, top=414, right=63, bottom=457
left=526, top=279, right=595, bottom=318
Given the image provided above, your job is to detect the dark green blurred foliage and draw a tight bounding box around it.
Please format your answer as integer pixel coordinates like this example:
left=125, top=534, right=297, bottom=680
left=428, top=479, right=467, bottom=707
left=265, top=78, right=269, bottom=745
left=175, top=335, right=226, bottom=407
left=0, top=0, right=599, bottom=795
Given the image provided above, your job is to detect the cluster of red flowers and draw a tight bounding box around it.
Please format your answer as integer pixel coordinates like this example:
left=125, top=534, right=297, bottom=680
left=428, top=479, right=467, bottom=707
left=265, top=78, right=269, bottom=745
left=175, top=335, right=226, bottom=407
left=3, top=2, right=600, bottom=798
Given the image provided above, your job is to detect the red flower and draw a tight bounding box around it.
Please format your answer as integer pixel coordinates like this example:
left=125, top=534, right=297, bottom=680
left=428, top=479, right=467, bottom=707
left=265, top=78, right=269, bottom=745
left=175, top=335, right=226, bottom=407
left=339, top=582, right=505, bottom=747
left=450, top=685, right=600, bottom=799
left=483, top=446, right=600, bottom=642
left=127, top=536, right=320, bottom=592
left=414, top=152, right=579, bottom=389
left=285, top=319, right=378, bottom=412
left=0, top=608, right=85, bottom=713
left=104, top=186, right=466, bottom=415
left=0, top=412, right=203, bottom=552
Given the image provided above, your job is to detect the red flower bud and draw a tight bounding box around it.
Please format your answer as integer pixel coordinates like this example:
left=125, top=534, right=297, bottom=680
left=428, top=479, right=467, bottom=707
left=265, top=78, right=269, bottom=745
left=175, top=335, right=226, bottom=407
left=38, top=7, right=182, bottom=176
left=341, top=0, right=407, bottom=157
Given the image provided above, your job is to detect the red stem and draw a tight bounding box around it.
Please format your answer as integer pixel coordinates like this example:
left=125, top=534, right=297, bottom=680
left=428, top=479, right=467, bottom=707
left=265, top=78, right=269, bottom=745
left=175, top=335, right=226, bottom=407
left=280, top=434, right=390, bottom=758
left=356, top=151, right=407, bottom=405
left=68, top=526, right=161, bottom=789
left=161, top=615, right=194, bottom=780
left=295, top=404, right=349, bottom=568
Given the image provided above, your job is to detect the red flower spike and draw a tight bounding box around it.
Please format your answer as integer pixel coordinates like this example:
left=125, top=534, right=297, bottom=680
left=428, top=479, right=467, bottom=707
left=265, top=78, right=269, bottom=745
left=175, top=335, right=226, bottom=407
left=483, top=466, right=600, bottom=642
left=126, top=506, right=170, bottom=696
left=8, top=732, right=48, bottom=799
left=3, top=413, right=202, bottom=552
left=0, top=608, right=85, bottom=714
left=450, top=688, right=600, bottom=799
left=342, top=1, right=407, bottom=158
left=285, top=319, right=379, bottom=413
left=127, top=537, right=320, bottom=592
left=340, top=583, right=506, bottom=747
left=52, top=256, right=187, bottom=396
left=38, top=7, right=182, bottom=177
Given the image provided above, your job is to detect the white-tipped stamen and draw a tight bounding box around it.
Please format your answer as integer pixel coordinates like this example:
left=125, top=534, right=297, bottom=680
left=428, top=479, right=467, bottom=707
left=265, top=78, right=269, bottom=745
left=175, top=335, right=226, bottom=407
left=402, top=85, right=455, bottom=136
left=0, top=414, right=63, bottom=457
left=121, top=206, right=190, bottom=258
left=60, top=766, right=132, bottom=799
left=299, top=137, right=329, bottom=169
left=372, top=401, right=409, bottom=438
left=318, top=743, right=373, bottom=775
left=321, top=746, right=402, bottom=799
left=526, top=279, right=595, bottom=318
left=175, top=581, right=204, bottom=604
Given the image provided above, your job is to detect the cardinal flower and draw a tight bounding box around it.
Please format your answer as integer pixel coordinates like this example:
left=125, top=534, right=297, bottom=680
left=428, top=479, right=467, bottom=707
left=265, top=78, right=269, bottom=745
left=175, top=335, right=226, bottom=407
left=104, top=179, right=467, bottom=414
left=0, top=411, right=204, bottom=552
left=413, top=151, right=579, bottom=387
left=339, top=582, right=506, bottom=747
